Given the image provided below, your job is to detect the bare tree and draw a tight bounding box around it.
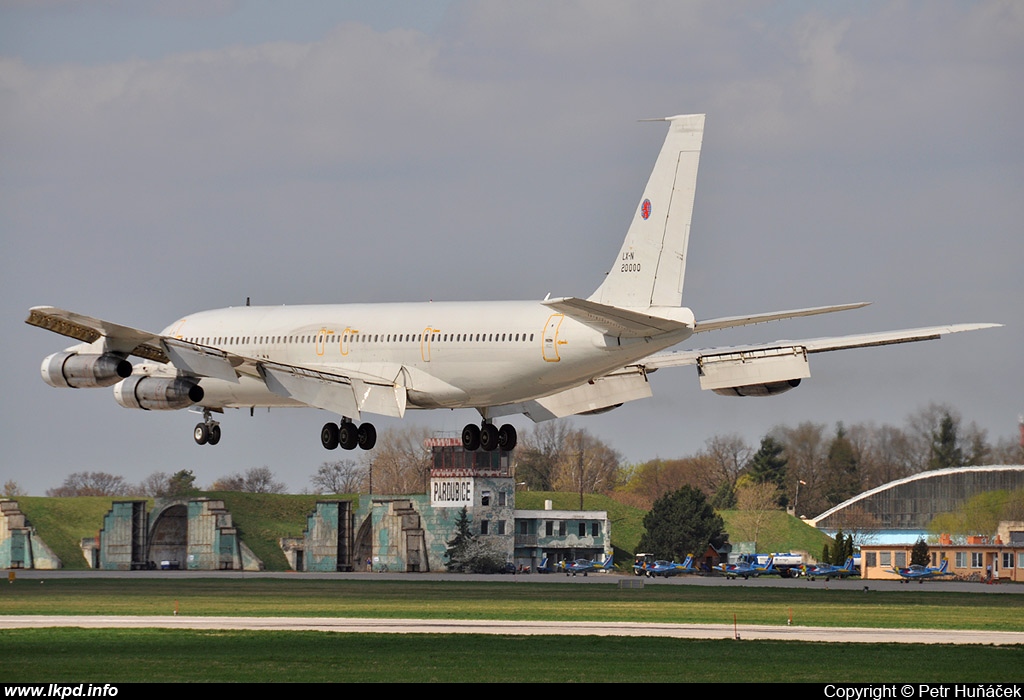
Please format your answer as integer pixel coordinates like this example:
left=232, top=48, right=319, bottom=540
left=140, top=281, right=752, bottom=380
left=515, top=420, right=573, bottom=491
left=362, top=426, right=432, bottom=494
left=550, top=428, right=621, bottom=501
left=311, top=459, right=366, bottom=494
left=47, top=471, right=132, bottom=497
left=211, top=467, right=286, bottom=493
left=700, top=433, right=752, bottom=496
left=731, top=480, right=783, bottom=550
left=3, top=479, right=25, bottom=497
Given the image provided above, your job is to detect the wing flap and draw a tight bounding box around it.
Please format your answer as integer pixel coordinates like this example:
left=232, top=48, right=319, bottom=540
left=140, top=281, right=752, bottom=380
left=162, top=338, right=241, bottom=383
left=257, top=361, right=407, bottom=419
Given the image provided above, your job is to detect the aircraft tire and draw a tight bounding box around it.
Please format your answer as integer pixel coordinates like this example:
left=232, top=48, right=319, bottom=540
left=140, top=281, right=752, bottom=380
left=497, top=424, right=518, bottom=451
left=194, top=423, right=209, bottom=446
left=358, top=423, right=377, bottom=450
left=207, top=424, right=221, bottom=446
left=461, top=424, right=481, bottom=451
left=321, top=423, right=340, bottom=450
left=479, top=423, right=499, bottom=452
left=339, top=422, right=359, bottom=450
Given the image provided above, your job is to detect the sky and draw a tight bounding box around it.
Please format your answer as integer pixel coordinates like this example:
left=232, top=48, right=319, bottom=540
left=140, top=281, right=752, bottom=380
left=2, top=1, right=1021, bottom=495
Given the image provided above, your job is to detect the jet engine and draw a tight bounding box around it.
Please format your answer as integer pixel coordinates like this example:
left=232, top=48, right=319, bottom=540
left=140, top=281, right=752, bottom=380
left=711, top=378, right=801, bottom=397
left=41, top=352, right=132, bottom=389
left=113, top=375, right=204, bottom=410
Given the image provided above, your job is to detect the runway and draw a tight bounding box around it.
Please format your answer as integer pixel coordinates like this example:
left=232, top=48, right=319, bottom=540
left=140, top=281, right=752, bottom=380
left=3, top=616, right=1022, bottom=645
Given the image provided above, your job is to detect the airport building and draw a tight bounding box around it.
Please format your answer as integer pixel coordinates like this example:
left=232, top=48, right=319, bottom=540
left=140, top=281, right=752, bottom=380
left=1, top=439, right=611, bottom=573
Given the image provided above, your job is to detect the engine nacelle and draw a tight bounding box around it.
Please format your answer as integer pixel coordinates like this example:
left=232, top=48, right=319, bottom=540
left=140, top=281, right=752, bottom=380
left=113, top=375, right=205, bottom=410
left=712, top=378, right=801, bottom=397
left=41, top=352, right=133, bottom=389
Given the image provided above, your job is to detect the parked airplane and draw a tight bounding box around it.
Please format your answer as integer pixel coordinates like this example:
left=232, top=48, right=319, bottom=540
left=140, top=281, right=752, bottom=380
left=27, top=114, right=1000, bottom=452
left=562, top=555, right=614, bottom=577
left=891, top=559, right=953, bottom=583
left=720, top=555, right=776, bottom=580
left=644, top=555, right=698, bottom=578
left=803, top=556, right=858, bottom=581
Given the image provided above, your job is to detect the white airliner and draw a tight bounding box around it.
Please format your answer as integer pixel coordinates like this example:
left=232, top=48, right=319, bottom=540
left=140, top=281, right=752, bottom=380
left=27, top=114, right=999, bottom=453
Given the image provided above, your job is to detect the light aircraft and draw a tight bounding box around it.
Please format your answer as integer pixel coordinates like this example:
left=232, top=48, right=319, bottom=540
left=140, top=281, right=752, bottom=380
left=26, top=114, right=1000, bottom=452
left=720, top=555, right=776, bottom=580
left=802, top=556, right=858, bottom=581
left=644, top=554, right=698, bottom=578
left=890, top=559, right=953, bottom=583
left=561, top=556, right=614, bottom=577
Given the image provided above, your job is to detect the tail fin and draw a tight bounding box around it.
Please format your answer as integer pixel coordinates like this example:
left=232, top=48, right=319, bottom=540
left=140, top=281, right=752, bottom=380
left=588, top=114, right=705, bottom=309
left=938, top=559, right=948, bottom=573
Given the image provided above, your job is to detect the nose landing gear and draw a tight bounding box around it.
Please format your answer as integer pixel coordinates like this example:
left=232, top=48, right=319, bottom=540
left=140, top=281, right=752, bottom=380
left=193, top=409, right=221, bottom=446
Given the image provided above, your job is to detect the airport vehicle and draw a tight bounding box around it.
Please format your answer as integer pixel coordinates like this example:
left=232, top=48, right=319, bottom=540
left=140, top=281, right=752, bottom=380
left=562, top=556, right=614, bottom=577
left=27, top=115, right=999, bottom=451
left=891, top=559, right=953, bottom=583
left=645, top=555, right=698, bottom=578
left=803, top=556, right=858, bottom=581
left=720, top=555, right=776, bottom=580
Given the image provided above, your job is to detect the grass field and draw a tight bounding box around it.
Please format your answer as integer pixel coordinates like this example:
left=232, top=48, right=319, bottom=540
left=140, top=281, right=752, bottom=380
left=2, top=578, right=1022, bottom=682
left=2, top=628, right=1021, bottom=683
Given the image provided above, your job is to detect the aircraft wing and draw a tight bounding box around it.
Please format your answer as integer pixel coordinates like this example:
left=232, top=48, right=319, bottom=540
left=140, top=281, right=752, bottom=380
left=27, top=306, right=169, bottom=362
left=637, top=323, right=1003, bottom=371
left=26, top=305, right=407, bottom=419
left=693, top=302, right=869, bottom=333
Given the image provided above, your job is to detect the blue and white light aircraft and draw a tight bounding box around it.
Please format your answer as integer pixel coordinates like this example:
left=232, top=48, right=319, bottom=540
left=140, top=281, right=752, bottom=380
left=803, top=557, right=858, bottom=581
left=891, top=559, right=953, bottom=583
left=27, top=115, right=1000, bottom=452
left=645, top=555, right=698, bottom=578
left=562, top=556, right=614, bottom=577
left=720, top=555, right=777, bottom=580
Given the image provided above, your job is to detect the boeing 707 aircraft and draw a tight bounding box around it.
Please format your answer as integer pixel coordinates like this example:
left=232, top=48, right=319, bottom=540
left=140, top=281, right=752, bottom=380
left=26, top=114, right=999, bottom=452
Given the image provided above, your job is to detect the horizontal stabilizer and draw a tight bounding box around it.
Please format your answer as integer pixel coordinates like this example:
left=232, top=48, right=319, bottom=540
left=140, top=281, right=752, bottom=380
left=542, top=297, right=693, bottom=337
left=694, top=303, right=869, bottom=333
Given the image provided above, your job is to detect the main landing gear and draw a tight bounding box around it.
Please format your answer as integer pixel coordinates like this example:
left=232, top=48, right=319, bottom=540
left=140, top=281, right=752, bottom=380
left=193, top=409, right=221, bottom=446
left=321, top=419, right=377, bottom=451
left=461, top=422, right=517, bottom=452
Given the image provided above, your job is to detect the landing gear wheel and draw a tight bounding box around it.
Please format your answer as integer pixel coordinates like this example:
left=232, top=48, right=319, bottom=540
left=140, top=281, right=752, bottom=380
left=479, top=423, right=499, bottom=452
left=497, top=424, right=518, bottom=451
left=194, top=423, right=209, bottom=446
left=461, top=424, right=481, bottom=451
left=339, top=422, right=359, bottom=450
left=207, top=424, right=221, bottom=446
left=357, top=423, right=377, bottom=450
left=321, top=423, right=340, bottom=450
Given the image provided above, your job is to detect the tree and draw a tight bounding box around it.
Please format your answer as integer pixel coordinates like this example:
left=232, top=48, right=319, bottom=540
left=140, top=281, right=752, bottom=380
left=929, top=411, right=964, bottom=470
left=911, top=537, right=930, bottom=567
left=2, top=479, right=24, bottom=497
left=362, top=426, right=431, bottom=494
left=637, top=486, right=724, bottom=562
left=731, top=480, right=782, bottom=550
left=139, top=470, right=199, bottom=498
left=444, top=506, right=506, bottom=573
left=211, top=467, right=286, bottom=493
left=823, top=423, right=860, bottom=507
left=516, top=421, right=572, bottom=491
left=47, top=472, right=131, bottom=497
left=311, top=459, right=366, bottom=494
left=748, top=436, right=788, bottom=507
left=550, top=428, right=621, bottom=505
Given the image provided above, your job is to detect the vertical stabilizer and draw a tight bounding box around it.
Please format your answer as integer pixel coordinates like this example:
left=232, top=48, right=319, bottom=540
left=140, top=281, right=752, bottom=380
left=589, top=114, right=705, bottom=309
